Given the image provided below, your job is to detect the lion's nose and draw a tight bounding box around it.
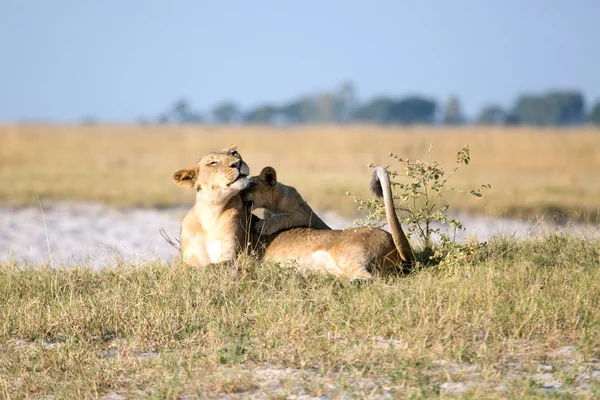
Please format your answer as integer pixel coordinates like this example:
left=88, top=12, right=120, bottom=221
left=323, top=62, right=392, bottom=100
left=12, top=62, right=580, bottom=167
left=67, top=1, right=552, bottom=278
left=230, top=160, right=242, bottom=169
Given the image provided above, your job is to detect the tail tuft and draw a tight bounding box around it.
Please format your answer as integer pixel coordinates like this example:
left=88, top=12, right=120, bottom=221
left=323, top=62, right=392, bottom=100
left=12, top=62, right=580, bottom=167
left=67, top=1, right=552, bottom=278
left=369, top=166, right=386, bottom=198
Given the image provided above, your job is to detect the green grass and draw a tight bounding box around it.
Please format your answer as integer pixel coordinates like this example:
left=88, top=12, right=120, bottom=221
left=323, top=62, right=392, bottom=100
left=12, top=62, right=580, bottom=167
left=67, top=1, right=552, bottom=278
left=2, top=233, right=600, bottom=398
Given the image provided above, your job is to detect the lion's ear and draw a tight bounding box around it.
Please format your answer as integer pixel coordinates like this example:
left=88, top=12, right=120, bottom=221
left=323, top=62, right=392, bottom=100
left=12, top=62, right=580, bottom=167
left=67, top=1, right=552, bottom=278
left=173, top=167, right=199, bottom=189
left=228, top=144, right=238, bottom=151
left=260, top=166, right=277, bottom=187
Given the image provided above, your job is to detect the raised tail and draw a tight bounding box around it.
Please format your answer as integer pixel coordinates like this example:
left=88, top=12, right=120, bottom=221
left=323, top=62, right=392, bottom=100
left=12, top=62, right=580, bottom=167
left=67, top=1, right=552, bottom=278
left=370, top=166, right=414, bottom=264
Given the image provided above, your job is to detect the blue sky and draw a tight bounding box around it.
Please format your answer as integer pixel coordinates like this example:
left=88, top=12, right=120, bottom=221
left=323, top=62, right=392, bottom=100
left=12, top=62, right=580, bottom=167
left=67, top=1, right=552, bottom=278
left=1, top=0, right=598, bottom=122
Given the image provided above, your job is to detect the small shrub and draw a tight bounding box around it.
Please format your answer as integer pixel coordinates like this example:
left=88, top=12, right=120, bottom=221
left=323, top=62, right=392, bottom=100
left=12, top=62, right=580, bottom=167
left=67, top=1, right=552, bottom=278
left=347, top=145, right=491, bottom=267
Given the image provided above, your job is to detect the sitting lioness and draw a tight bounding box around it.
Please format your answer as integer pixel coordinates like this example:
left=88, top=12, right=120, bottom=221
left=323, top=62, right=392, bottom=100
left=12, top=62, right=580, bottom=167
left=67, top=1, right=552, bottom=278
left=173, top=146, right=254, bottom=267
left=243, top=166, right=414, bottom=279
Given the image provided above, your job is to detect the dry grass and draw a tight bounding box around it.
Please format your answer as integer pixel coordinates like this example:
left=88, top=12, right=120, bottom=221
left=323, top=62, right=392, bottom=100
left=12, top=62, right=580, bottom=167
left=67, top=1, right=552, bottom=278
left=1, top=233, right=599, bottom=398
left=3, top=124, right=600, bottom=398
left=1, top=124, right=599, bottom=221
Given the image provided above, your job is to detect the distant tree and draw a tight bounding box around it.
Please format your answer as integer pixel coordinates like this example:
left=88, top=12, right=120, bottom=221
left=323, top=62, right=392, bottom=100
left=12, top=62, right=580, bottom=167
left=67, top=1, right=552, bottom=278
left=512, top=95, right=547, bottom=125
left=157, top=113, right=170, bottom=124
left=476, top=105, right=507, bottom=125
left=546, top=91, right=585, bottom=125
left=259, top=82, right=358, bottom=125
left=211, top=101, right=241, bottom=124
left=589, top=102, right=600, bottom=125
left=353, top=96, right=437, bottom=125
left=353, top=97, right=395, bottom=124
left=443, top=96, right=464, bottom=125
left=172, top=99, right=190, bottom=121
left=316, top=93, right=341, bottom=123
left=184, top=111, right=204, bottom=123
left=504, top=113, right=520, bottom=125
left=244, top=105, right=280, bottom=124
left=165, top=98, right=203, bottom=123
left=393, top=96, right=437, bottom=124
left=280, top=97, right=320, bottom=124
left=335, top=81, right=358, bottom=122
left=512, top=91, right=585, bottom=126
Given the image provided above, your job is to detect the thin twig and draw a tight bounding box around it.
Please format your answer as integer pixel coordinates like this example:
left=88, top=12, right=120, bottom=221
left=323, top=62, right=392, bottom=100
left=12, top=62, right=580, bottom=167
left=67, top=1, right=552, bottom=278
left=160, top=228, right=180, bottom=251
left=35, top=193, right=54, bottom=268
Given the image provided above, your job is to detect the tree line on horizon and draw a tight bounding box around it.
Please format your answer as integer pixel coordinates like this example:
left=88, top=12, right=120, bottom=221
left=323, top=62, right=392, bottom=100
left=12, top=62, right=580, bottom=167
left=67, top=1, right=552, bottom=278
left=149, top=82, right=600, bottom=127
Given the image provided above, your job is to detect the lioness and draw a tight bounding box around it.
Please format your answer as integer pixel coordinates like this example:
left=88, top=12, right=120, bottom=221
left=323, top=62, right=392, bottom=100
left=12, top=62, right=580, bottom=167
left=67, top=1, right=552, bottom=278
left=243, top=166, right=414, bottom=279
left=246, top=166, right=331, bottom=236
left=173, top=146, right=254, bottom=267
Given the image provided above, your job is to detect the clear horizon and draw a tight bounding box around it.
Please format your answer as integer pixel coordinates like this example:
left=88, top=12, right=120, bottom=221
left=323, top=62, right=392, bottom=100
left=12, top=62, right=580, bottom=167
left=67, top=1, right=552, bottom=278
left=1, top=0, right=599, bottom=122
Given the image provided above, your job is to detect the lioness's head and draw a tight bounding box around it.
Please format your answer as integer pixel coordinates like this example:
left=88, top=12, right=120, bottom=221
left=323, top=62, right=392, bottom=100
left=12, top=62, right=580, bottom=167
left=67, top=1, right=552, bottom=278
left=241, top=166, right=278, bottom=209
left=173, top=146, right=250, bottom=202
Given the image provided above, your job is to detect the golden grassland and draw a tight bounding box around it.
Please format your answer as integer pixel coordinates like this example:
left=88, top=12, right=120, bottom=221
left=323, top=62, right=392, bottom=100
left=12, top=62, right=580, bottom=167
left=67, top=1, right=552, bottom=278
left=1, top=234, right=599, bottom=398
left=1, top=124, right=599, bottom=221
left=2, top=124, right=600, bottom=397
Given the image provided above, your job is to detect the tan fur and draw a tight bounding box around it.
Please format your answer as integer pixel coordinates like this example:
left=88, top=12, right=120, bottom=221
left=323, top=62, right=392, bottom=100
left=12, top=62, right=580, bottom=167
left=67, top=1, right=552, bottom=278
left=241, top=166, right=331, bottom=236
left=243, top=166, right=414, bottom=279
left=173, top=146, right=253, bottom=267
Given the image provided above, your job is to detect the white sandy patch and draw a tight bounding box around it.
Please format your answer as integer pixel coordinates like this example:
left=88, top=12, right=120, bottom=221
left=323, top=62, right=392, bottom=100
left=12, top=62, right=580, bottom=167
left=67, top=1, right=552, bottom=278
left=1, top=202, right=597, bottom=267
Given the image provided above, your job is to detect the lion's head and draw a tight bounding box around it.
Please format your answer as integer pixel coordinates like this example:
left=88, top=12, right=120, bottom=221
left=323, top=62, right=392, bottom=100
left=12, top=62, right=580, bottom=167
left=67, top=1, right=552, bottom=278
left=173, top=146, right=250, bottom=203
left=241, top=166, right=278, bottom=209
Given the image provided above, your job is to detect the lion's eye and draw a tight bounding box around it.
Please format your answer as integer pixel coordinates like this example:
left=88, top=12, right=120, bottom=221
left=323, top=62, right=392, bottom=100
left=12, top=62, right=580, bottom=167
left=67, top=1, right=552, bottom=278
left=208, top=161, right=218, bottom=166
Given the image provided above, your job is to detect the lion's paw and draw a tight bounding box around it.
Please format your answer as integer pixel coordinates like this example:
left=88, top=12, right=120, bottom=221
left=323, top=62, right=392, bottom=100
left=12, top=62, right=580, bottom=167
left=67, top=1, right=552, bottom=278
left=253, top=220, right=265, bottom=234
left=254, top=220, right=280, bottom=236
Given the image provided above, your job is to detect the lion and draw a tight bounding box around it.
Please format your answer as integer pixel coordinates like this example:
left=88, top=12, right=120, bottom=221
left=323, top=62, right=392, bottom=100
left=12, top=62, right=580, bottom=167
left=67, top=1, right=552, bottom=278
left=242, top=166, right=414, bottom=279
left=244, top=166, right=331, bottom=236
left=172, top=146, right=256, bottom=267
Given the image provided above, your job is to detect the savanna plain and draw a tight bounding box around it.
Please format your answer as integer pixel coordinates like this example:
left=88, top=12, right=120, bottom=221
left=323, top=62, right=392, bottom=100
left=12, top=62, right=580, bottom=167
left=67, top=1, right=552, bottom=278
left=1, top=125, right=600, bottom=399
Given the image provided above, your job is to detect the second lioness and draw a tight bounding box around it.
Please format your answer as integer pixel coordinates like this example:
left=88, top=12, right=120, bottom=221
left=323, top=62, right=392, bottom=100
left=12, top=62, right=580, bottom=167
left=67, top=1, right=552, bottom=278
left=245, top=166, right=330, bottom=236
left=243, top=166, right=414, bottom=279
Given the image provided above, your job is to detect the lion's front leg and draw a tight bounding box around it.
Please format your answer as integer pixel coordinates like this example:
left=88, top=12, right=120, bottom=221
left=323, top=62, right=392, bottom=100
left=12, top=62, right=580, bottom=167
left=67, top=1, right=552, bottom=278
left=256, top=211, right=315, bottom=236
